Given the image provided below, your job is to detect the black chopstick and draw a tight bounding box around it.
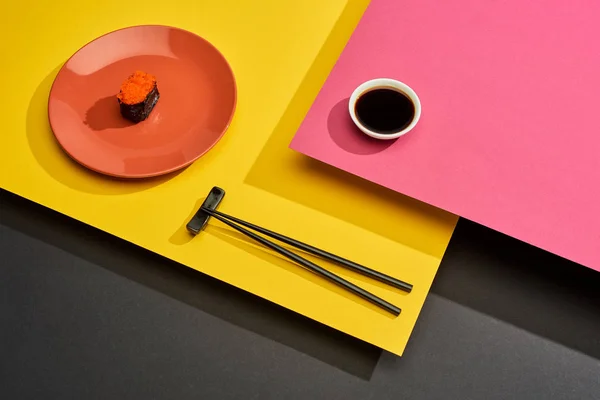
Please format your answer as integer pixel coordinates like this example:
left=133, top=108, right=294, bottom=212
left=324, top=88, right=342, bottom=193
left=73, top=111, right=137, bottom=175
left=201, top=208, right=401, bottom=316
left=203, top=208, right=412, bottom=293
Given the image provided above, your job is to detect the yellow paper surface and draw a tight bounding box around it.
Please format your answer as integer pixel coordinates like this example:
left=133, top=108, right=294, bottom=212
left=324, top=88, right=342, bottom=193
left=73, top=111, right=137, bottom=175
left=0, top=0, right=457, bottom=355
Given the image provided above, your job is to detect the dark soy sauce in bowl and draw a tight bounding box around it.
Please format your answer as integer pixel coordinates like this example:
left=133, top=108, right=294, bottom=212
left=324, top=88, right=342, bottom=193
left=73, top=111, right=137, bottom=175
left=355, top=88, right=415, bottom=134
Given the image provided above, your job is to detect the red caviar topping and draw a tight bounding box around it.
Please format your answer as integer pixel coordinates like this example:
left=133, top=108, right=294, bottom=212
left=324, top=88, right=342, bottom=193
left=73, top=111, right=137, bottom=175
left=117, top=71, right=157, bottom=105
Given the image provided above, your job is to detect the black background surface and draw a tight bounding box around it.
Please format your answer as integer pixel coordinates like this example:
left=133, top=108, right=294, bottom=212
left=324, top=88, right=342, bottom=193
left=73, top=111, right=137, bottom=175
left=1, top=189, right=599, bottom=399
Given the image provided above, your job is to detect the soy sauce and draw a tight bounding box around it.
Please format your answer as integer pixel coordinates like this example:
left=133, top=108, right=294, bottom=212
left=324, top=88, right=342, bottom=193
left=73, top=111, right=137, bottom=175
left=355, top=88, right=415, bottom=134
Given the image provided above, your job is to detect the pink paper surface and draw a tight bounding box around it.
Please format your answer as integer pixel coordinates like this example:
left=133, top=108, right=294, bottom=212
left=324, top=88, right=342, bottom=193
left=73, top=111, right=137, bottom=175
left=291, top=0, right=600, bottom=271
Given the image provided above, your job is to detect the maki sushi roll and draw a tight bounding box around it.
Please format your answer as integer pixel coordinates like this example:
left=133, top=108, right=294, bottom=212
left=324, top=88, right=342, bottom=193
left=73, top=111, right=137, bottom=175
left=117, top=71, right=160, bottom=123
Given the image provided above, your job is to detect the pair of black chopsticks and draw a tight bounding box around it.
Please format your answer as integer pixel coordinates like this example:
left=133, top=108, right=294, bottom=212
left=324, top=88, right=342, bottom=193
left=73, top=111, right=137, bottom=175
left=200, top=207, right=412, bottom=316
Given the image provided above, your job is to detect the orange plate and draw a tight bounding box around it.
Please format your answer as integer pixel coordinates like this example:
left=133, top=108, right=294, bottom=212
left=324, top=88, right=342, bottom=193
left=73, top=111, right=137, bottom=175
left=48, top=25, right=237, bottom=178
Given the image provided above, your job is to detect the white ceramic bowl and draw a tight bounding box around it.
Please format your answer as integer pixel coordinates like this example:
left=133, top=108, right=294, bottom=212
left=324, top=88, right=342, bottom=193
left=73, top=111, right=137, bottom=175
left=348, top=78, right=421, bottom=140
